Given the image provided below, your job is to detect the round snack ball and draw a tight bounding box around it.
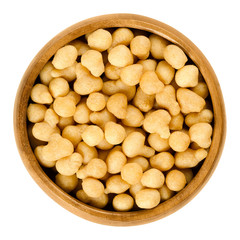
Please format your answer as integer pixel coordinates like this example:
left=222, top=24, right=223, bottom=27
left=155, top=60, right=175, bottom=85
left=55, top=173, right=78, bottom=193
left=105, top=175, right=130, bottom=194
left=31, top=83, right=53, bottom=104
left=176, top=88, right=206, bottom=114
left=56, top=153, right=83, bottom=176
left=74, top=101, right=91, bottom=124
left=39, top=61, right=54, bottom=85
left=81, top=50, right=104, bottom=77
left=27, top=104, right=47, bottom=123
left=169, top=131, right=190, bottom=152
left=121, top=163, right=143, bottom=185
left=53, top=96, right=76, bottom=118
left=32, top=122, right=60, bottom=142
left=34, top=146, right=56, bottom=168
left=87, top=29, right=112, bottom=51
left=122, top=105, right=144, bottom=127
left=81, top=125, right=104, bottom=147
left=148, top=133, right=170, bottom=152
left=122, top=131, right=155, bottom=158
left=86, top=158, right=107, bottom=179
left=111, top=27, right=134, bottom=48
left=108, top=45, right=134, bottom=67
left=143, top=109, right=171, bottom=139
left=163, top=44, right=188, bottom=69
left=175, top=65, right=199, bottom=88
left=86, top=92, right=106, bottom=111
left=106, top=93, right=128, bottom=119
left=120, top=64, right=143, bottom=86
left=49, top=77, right=69, bottom=98
left=105, top=121, right=126, bottom=145
left=139, top=71, right=164, bottom=95
left=82, top=177, right=104, bottom=198
left=52, top=45, right=78, bottom=69
left=130, top=35, right=151, bottom=59
left=189, top=123, right=212, bottom=148
left=135, top=189, right=160, bottom=209
left=150, top=152, right=175, bottom=171
left=106, top=148, right=127, bottom=174
left=112, top=194, right=134, bottom=212
left=149, top=34, right=169, bottom=59
left=166, top=170, right=187, bottom=191
left=141, top=168, right=165, bottom=188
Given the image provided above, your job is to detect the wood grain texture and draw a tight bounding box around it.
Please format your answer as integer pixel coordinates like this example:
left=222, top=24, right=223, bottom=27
left=13, top=13, right=226, bottom=226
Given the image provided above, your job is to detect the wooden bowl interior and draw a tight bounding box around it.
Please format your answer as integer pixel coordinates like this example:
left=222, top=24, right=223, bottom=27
left=14, top=14, right=226, bottom=226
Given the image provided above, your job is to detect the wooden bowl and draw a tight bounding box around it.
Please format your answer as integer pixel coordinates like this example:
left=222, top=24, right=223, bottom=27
left=14, top=14, right=226, bottom=226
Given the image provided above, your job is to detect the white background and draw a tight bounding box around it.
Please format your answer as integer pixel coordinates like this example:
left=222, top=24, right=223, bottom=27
left=1, top=0, right=239, bottom=239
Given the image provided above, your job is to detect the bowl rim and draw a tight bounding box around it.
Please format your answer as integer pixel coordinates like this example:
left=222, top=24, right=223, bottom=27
left=14, top=13, right=226, bottom=226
